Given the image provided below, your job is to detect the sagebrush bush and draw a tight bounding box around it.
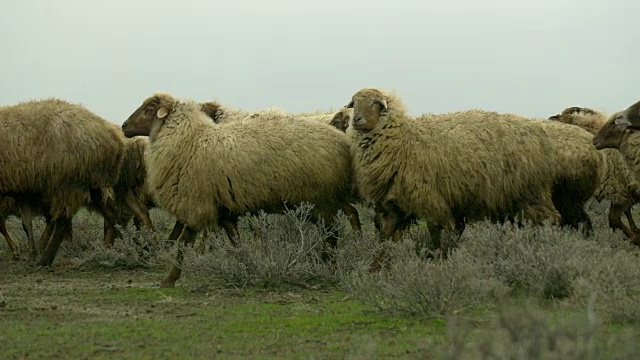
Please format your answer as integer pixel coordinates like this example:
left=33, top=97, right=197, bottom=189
left=343, top=237, right=508, bottom=317
left=24, top=208, right=177, bottom=270
left=182, top=204, right=380, bottom=288
left=434, top=301, right=639, bottom=360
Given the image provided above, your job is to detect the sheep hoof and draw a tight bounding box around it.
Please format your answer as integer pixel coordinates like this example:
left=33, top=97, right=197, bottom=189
left=36, top=257, right=52, bottom=267
left=159, top=277, right=177, bottom=288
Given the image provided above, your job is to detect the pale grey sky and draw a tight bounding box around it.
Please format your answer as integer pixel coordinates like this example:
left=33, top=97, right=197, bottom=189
left=1, top=0, right=636, bottom=124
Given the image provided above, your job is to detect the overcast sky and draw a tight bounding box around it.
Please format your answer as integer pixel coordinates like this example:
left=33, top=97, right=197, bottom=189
left=0, top=0, right=636, bottom=124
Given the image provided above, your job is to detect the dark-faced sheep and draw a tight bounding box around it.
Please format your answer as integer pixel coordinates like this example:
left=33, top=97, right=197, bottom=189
left=550, top=107, right=640, bottom=243
left=0, top=98, right=126, bottom=266
left=593, top=102, right=640, bottom=246
left=121, top=92, right=358, bottom=287
left=611, top=99, right=640, bottom=129
left=346, top=88, right=565, bottom=245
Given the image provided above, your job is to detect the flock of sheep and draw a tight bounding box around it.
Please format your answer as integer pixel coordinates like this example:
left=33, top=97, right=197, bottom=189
left=1, top=88, right=640, bottom=287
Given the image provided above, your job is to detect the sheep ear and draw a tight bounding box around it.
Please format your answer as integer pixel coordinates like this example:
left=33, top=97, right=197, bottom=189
left=376, top=99, right=388, bottom=110
left=157, top=107, right=169, bottom=119
left=345, top=100, right=354, bottom=108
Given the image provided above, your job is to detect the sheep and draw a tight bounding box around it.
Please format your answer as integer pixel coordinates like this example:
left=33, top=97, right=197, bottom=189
left=8, top=136, right=153, bottom=255
left=198, top=101, right=254, bottom=124
left=345, top=88, right=598, bottom=245
left=593, top=101, right=640, bottom=246
left=328, top=107, right=353, bottom=132
left=346, top=88, right=557, bottom=243
left=550, top=106, right=607, bottom=134
left=121, top=92, right=358, bottom=287
left=0, top=98, right=126, bottom=266
left=203, top=100, right=355, bottom=132
left=550, top=107, right=640, bottom=242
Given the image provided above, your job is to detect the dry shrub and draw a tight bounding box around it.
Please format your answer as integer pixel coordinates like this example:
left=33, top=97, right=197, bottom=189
left=183, top=203, right=379, bottom=288
left=342, top=204, right=640, bottom=322
left=463, top=220, right=640, bottom=323
left=436, top=301, right=638, bottom=360
left=343, top=238, right=506, bottom=318
left=56, top=209, right=175, bottom=270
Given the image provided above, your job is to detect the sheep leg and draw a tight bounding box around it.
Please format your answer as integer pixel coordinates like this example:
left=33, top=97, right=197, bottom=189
left=310, top=209, right=340, bottom=263
left=37, top=214, right=55, bottom=252
left=342, top=204, right=362, bottom=233
left=370, top=208, right=413, bottom=271
left=624, top=208, right=638, bottom=232
left=103, top=219, right=118, bottom=248
left=220, top=214, right=240, bottom=247
left=608, top=203, right=635, bottom=240
left=124, top=190, right=154, bottom=231
left=196, top=229, right=211, bottom=254
left=91, top=188, right=124, bottom=243
left=160, top=225, right=199, bottom=288
left=132, top=217, right=142, bottom=230
left=37, top=216, right=72, bottom=267
left=0, top=219, right=19, bottom=258
left=249, top=217, right=262, bottom=238
left=17, top=201, right=37, bottom=258
left=167, top=221, right=184, bottom=243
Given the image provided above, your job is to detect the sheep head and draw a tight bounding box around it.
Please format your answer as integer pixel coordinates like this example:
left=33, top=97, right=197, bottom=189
left=122, top=92, right=178, bottom=138
left=548, top=114, right=561, bottom=121
left=593, top=111, right=629, bottom=150
left=345, top=88, right=388, bottom=132
left=561, top=106, right=599, bottom=117
left=612, top=99, right=640, bottom=130
left=200, top=101, right=223, bottom=123
left=329, top=107, right=353, bottom=132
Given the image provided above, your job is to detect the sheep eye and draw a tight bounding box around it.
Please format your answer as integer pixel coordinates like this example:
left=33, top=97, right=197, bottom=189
left=144, top=107, right=154, bottom=115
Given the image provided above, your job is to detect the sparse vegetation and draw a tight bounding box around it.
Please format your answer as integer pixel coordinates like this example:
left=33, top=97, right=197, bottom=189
left=1, top=199, right=639, bottom=358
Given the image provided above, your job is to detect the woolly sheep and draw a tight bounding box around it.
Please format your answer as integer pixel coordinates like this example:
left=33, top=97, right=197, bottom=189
left=204, top=100, right=355, bottom=133
left=346, top=88, right=560, bottom=243
left=0, top=98, right=126, bottom=266
left=550, top=107, right=640, bottom=242
left=245, top=107, right=354, bottom=129
left=346, top=88, right=599, bottom=244
left=122, top=92, right=358, bottom=287
left=161, top=102, right=361, bottom=244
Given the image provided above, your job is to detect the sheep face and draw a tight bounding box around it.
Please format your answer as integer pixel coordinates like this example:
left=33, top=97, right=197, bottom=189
left=548, top=114, right=561, bottom=121
left=593, top=112, right=629, bottom=150
left=329, top=107, right=352, bottom=132
left=346, top=89, right=388, bottom=132
left=612, top=99, right=640, bottom=129
left=200, top=102, right=222, bottom=122
left=122, top=93, right=177, bottom=138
